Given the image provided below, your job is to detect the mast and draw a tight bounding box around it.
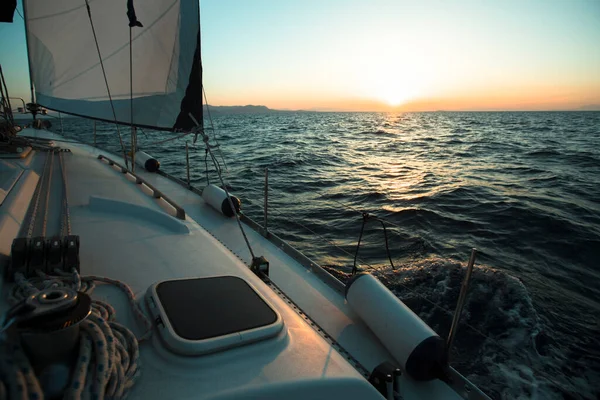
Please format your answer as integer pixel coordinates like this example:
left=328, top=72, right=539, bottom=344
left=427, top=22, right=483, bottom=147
left=20, top=1, right=35, bottom=108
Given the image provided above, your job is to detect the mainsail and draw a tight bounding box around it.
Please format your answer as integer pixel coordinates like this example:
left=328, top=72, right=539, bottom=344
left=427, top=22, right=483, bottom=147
left=23, top=0, right=202, bottom=131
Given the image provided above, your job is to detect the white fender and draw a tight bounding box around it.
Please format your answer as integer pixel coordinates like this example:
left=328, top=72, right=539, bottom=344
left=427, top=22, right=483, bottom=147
left=202, top=184, right=241, bottom=217
left=135, top=151, right=160, bottom=172
left=345, top=273, right=446, bottom=381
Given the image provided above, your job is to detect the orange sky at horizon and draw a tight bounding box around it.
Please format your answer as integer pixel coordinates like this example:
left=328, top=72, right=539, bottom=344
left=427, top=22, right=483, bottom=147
left=208, top=85, right=600, bottom=112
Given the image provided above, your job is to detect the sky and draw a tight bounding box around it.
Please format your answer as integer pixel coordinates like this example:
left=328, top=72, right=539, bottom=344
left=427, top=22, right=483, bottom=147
left=1, top=0, right=599, bottom=112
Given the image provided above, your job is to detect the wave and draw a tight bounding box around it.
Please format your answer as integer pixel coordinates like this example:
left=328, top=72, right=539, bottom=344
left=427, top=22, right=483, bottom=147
left=451, top=128, right=471, bottom=134
left=359, top=129, right=393, bottom=136
left=531, top=125, right=553, bottom=132
left=526, top=149, right=562, bottom=157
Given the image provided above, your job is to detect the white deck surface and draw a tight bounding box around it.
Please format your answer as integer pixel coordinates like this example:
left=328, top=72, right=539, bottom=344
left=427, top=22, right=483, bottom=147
left=0, top=128, right=474, bottom=399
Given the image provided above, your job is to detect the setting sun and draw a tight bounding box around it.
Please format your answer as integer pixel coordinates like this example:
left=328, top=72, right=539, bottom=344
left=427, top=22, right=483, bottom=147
left=377, top=84, right=417, bottom=107
left=355, top=47, right=429, bottom=109
left=369, top=76, right=422, bottom=108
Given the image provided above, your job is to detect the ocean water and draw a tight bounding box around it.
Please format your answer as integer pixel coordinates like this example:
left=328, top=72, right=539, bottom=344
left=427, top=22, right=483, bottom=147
left=51, top=111, right=600, bottom=399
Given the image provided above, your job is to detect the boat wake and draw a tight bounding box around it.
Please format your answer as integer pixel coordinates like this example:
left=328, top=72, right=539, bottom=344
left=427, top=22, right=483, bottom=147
left=325, top=257, right=597, bottom=399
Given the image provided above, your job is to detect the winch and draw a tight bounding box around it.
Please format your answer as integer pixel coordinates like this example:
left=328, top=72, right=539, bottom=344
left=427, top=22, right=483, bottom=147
left=2, top=287, right=92, bottom=397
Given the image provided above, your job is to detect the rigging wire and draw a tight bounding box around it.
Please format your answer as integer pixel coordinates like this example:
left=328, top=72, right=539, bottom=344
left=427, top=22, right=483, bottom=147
left=352, top=213, right=368, bottom=275
left=188, top=113, right=257, bottom=262
left=83, top=0, right=129, bottom=169
left=202, top=87, right=228, bottom=171
left=204, top=148, right=210, bottom=184
left=137, top=127, right=149, bottom=140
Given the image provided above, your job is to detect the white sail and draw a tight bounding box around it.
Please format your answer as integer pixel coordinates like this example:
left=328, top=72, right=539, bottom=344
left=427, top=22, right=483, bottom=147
left=23, top=0, right=202, bottom=131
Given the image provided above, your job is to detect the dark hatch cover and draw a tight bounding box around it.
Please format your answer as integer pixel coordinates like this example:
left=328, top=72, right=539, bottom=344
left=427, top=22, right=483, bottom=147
left=156, top=276, right=278, bottom=340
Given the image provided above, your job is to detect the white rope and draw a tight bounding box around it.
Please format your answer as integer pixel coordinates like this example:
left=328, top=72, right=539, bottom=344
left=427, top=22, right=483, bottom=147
left=1, top=270, right=152, bottom=399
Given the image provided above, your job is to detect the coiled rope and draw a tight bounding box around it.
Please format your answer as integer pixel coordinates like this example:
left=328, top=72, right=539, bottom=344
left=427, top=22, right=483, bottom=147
left=0, top=269, right=152, bottom=400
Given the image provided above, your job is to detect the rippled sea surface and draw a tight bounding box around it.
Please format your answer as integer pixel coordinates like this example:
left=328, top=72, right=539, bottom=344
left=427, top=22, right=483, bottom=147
left=54, top=111, right=600, bottom=399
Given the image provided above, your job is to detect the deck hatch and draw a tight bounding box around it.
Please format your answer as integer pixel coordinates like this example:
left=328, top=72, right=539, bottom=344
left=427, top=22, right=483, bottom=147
left=147, top=276, right=284, bottom=355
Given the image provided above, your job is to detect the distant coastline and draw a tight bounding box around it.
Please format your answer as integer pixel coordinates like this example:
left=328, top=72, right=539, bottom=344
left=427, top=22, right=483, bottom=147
left=203, top=105, right=311, bottom=114
left=205, top=104, right=600, bottom=114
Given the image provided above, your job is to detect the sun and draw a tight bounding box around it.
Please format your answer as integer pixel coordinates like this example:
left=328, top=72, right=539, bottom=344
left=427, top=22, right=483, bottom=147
left=382, top=92, right=412, bottom=107
left=357, top=58, right=426, bottom=109
left=367, top=74, right=420, bottom=108
left=377, top=85, right=416, bottom=107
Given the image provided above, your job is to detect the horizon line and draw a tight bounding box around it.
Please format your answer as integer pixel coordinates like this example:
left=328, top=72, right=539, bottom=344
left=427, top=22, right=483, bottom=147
left=205, top=104, right=600, bottom=113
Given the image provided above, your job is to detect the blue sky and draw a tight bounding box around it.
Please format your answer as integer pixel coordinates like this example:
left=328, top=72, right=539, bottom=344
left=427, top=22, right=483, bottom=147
left=2, top=0, right=600, bottom=111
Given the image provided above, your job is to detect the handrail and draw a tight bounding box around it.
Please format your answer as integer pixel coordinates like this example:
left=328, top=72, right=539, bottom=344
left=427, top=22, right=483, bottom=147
left=97, top=154, right=186, bottom=220
left=9, top=97, right=26, bottom=110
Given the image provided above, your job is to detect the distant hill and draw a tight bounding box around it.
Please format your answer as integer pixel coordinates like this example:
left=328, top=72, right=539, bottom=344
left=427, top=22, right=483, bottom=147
left=576, top=104, right=600, bottom=111
left=203, top=105, right=281, bottom=114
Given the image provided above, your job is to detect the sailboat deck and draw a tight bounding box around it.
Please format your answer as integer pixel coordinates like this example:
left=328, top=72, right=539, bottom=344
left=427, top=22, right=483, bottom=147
left=0, top=128, right=468, bottom=399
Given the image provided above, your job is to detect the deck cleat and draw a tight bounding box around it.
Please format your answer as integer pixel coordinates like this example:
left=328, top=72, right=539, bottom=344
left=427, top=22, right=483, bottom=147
left=250, top=255, right=270, bottom=279
left=28, top=237, right=46, bottom=277
left=45, top=236, right=63, bottom=274
left=8, top=237, right=30, bottom=281
left=62, top=235, right=80, bottom=274
left=368, top=361, right=401, bottom=399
